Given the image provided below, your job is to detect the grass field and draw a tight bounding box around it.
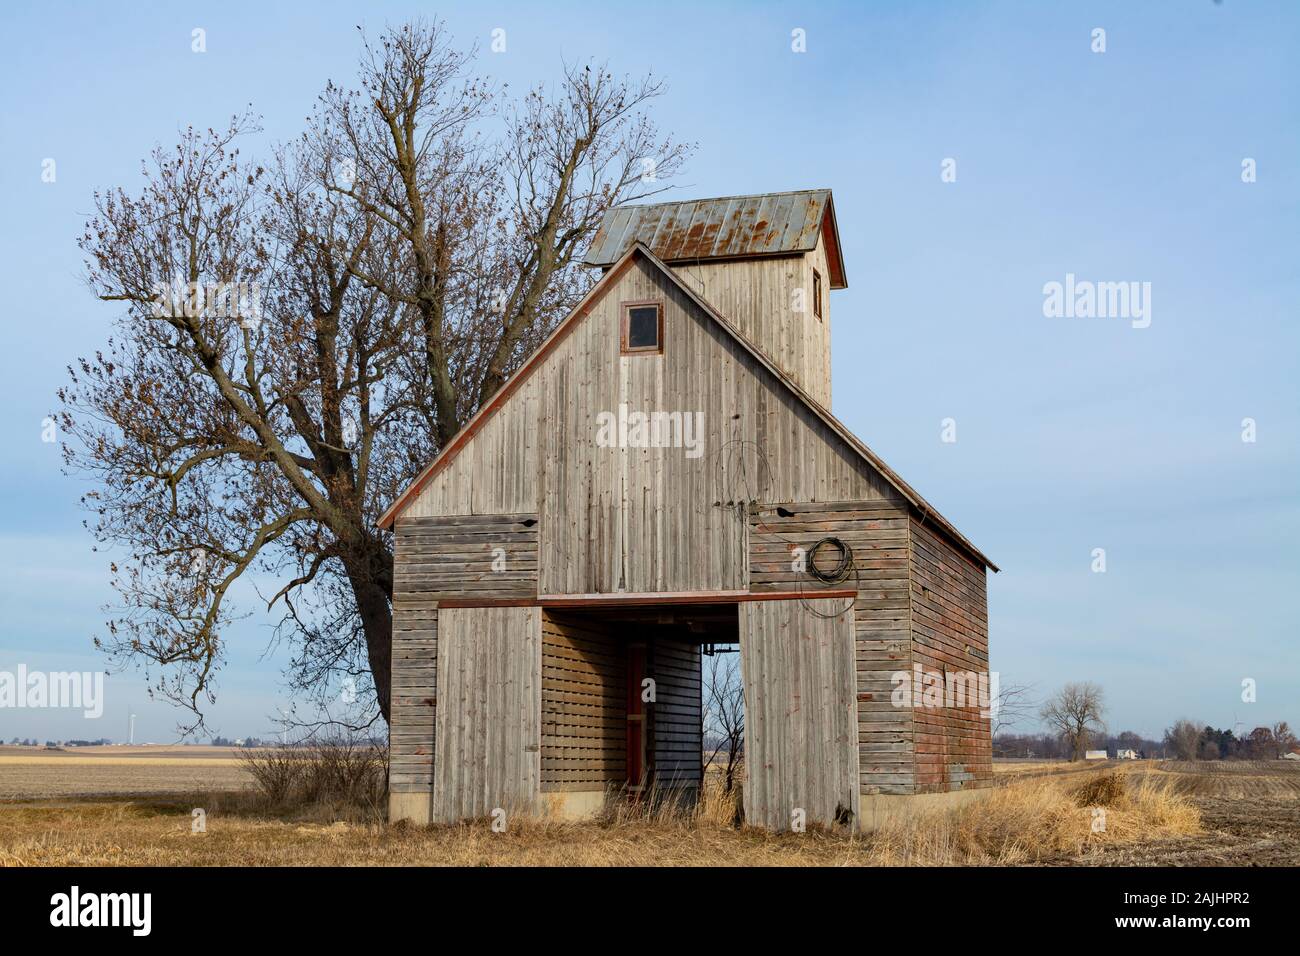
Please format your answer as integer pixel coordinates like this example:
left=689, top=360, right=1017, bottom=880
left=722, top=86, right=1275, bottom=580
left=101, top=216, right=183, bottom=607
left=0, top=749, right=1295, bottom=866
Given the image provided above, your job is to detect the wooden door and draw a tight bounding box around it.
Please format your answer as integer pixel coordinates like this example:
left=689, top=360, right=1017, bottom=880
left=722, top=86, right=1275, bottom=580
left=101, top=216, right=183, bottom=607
left=740, top=598, right=860, bottom=831
left=431, top=606, right=541, bottom=823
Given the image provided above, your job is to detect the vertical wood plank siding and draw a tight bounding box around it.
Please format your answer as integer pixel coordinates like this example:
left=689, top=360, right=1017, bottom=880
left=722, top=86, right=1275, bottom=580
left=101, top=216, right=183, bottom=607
left=908, top=519, right=994, bottom=792
left=667, top=234, right=832, bottom=407
left=389, top=514, right=539, bottom=796
left=740, top=598, right=860, bottom=830
left=540, top=611, right=628, bottom=792
left=748, top=500, right=914, bottom=794
left=405, top=257, right=900, bottom=594
left=431, top=606, right=542, bottom=823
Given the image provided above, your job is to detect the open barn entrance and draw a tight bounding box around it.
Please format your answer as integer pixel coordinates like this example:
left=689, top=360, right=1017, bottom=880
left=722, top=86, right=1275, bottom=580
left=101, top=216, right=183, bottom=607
left=538, top=602, right=737, bottom=815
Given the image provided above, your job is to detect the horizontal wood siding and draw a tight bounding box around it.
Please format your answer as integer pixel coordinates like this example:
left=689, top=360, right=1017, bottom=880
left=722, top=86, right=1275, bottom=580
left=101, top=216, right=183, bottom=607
left=651, top=638, right=702, bottom=789
left=740, top=598, right=860, bottom=831
left=540, top=611, right=627, bottom=793
left=393, top=513, right=539, bottom=603
left=749, top=500, right=914, bottom=795
left=909, top=519, right=994, bottom=793
left=431, top=606, right=542, bottom=823
left=390, top=601, right=437, bottom=794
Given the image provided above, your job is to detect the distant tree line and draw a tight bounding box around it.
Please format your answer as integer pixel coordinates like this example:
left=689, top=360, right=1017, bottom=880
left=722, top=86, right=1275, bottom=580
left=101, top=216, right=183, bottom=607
left=1162, top=720, right=1296, bottom=761
left=996, top=717, right=1297, bottom=761
left=209, top=734, right=386, bottom=748
left=10, top=738, right=115, bottom=747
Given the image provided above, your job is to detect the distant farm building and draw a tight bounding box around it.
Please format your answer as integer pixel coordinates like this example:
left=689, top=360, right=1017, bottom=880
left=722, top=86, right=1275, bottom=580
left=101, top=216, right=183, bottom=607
left=1116, top=749, right=1138, bottom=760
left=381, top=190, right=998, bottom=830
left=1085, top=750, right=1109, bottom=760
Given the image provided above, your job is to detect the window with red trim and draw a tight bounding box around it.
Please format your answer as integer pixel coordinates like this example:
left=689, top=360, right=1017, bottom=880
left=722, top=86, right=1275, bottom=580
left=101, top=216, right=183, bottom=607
left=622, top=301, right=663, bottom=353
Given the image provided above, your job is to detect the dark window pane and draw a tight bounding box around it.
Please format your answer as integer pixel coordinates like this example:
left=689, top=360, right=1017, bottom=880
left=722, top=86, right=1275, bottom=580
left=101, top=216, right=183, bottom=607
left=627, top=306, right=659, bottom=349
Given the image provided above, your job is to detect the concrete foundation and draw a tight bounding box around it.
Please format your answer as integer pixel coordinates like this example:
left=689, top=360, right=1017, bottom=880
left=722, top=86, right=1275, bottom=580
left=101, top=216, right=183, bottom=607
left=393, top=784, right=990, bottom=832
left=390, top=790, right=611, bottom=825
left=541, top=790, right=608, bottom=821
left=856, top=786, right=991, bottom=833
left=389, top=791, right=432, bottom=826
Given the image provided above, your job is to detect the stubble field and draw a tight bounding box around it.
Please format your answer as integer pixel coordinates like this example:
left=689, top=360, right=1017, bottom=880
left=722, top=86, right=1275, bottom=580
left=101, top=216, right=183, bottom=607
left=0, top=746, right=252, bottom=800
left=0, top=747, right=1296, bottom=866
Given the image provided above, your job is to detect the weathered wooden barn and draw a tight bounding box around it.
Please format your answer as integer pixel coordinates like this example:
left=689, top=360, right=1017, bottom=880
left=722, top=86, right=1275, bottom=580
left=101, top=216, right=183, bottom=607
left=379, top=189, right=998, bottom=830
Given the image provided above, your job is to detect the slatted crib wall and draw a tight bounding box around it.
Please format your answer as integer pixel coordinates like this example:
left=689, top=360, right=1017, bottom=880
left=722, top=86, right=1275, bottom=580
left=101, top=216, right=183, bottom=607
left=540, top=611, right=628, bottom=792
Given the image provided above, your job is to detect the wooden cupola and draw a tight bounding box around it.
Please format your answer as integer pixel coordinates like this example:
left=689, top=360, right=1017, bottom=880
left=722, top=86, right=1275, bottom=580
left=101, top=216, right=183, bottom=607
left=583, top=189, right=846, bottom=408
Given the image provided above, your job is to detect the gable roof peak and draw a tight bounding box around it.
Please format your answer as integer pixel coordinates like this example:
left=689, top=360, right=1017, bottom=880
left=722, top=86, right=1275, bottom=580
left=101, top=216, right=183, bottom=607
left=377, top=241, right=994, bottom=573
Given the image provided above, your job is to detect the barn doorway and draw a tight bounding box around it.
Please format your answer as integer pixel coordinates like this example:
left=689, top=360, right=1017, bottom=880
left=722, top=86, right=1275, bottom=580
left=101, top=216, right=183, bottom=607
left=538, top=602, right=738, bottom=812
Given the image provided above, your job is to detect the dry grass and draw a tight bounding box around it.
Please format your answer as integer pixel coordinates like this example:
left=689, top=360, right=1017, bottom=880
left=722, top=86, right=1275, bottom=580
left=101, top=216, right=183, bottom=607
left=867, top=768, right=1200, bottom=865
left=237, top=738, right=386, bottom=816
left=992, top=759, right=1111, bottom=779
left=0, top=764, right=1200, bottom=867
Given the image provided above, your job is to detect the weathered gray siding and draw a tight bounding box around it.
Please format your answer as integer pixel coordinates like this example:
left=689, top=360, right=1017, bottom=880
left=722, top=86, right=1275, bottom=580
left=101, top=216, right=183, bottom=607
left=431, top=605, right=542, bottom=823
left=740, top=597, right=860, bottom=830
left=389, top=513, right=538, bottom=797
left=668, top=237, right=831, bottom=407
left=390, top=604, right=437, bottom=794
left=393, top=513, right=539, bottom=602
left=406, top=257, right=901, bottom=595
left=748, top=500, right=914, bottom=794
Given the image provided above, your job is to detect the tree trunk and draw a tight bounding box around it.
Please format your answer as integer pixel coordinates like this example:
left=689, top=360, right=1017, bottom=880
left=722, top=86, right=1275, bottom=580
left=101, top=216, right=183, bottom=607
left=343, top=547, right=395, bottom=723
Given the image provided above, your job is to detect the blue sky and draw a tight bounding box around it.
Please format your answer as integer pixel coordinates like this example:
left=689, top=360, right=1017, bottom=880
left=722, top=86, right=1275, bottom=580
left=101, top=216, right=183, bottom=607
left=1, top=1, right=1296, bottom=743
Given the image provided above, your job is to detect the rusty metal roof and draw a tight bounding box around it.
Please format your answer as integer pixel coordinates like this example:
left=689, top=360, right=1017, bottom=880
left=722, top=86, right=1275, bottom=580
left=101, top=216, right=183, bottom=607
left=583, top=189, right=847, bottom=288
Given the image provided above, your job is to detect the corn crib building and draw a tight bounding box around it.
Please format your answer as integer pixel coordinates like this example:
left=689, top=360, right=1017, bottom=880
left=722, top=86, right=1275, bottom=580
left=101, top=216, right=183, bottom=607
left=379, top=190, right=998, bottom=830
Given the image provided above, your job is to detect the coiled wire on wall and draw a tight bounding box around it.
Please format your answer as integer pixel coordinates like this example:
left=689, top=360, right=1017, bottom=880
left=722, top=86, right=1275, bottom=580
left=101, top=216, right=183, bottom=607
left=806, top=536, right=854, bottom=584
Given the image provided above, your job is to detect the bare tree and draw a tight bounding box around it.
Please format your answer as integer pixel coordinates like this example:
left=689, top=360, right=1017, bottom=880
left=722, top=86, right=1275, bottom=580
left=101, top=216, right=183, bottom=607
left=702, top=650, right=744, bottom=794
left=60, top=20, right=692, bottom=732
left=1040, top=682, right=1106, bottom=761
left=990, top=680, right=1036, bottom=739
left=1162, top=718, right=1202, bottom=761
